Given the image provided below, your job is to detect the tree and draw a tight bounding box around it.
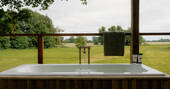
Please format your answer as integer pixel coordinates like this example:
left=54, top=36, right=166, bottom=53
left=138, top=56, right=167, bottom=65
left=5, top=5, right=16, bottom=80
left=92, top=37, right=99, bottom=45
left=0, top=0, right=87, bottom=10
left=75, top=36, right=87, bottom=47
left=10, top=36, right=29, bottom=49
left=108, top=26, right=145, bottom=45
left=0, top=37, right=10, bottom=49
left=63, top=36, right=76, bottom=43
left=97, top=25, right=145, bottom=46
left=69, top=36, right=75, bottom=43
left=108, top=25, right=123, bottom=32
left=0, top=8, right=63, bottom=49
left=108, top=26, right=116, bottom=32
left=55, top=27, right=64, bottom=45
left=98, top=26, right=106, bottom=45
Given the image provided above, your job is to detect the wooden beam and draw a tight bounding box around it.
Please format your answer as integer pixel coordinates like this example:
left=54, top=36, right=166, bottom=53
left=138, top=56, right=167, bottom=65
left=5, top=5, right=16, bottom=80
left=1, top=33, right=170, bottom=37
left=38, top=35, right=44, bottom=64
left=88, top=47, right=90, bottom=64
left=79, top=48, right=81, bottom=64
left=130, top=0, right=140, bottom=63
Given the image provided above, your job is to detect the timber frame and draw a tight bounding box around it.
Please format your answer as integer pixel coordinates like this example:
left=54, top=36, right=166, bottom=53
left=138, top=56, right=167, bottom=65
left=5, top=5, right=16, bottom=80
left=0, top=0, right=169, bottom=63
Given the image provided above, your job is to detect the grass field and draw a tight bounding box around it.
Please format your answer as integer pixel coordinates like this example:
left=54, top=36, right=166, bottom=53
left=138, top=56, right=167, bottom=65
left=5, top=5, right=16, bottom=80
left=0, top=45, right=170, bottom=75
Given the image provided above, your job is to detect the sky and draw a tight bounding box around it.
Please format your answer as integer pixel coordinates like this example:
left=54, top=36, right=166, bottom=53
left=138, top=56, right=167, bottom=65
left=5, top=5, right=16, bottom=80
left=33, top=0, right=170, bottom=40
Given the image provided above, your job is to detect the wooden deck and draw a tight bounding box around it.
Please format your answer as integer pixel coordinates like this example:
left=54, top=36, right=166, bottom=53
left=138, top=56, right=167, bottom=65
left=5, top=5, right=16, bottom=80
left=0, top=76, right=170, bottom=89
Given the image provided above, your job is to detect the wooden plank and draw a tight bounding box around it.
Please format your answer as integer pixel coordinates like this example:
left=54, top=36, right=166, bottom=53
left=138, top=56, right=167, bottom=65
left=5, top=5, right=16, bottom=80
left=59, top=80, right=66, bottom=89
left=130, top=0, right=140, bottom=63
left=112, top=80, right=121, bottom=89
left=131, top=79, right=137, bottom=89
left=84, top=80, right=92, bottom=89
left=162, top=80, right=170, bottom=89
left=8, top=80, right=17, bottom=89
left=151, top=80, right=161, bottom=89
left=74, top=80, right=82, bottom=89
left=65, top=80, right=74, bottom=89
left=28, top=80, right=36, bottom=89
left=36, top=80, right=47, bottom=89
left=16, top=80, right=27, bottom=89
left=38, top=35, right=44, bottom=64
left=48, top=80, right=56, bottom=89
left=122, top=80, right=129, bottom=89
left=56, top=80, right=60, bottom=89
left=102, top=80, right=112, bottom=89
left=0, top=79, right=8, bottom=89
left=93, top=80, right=102, bottom=89
left=142, top=80, right=149, bottom=89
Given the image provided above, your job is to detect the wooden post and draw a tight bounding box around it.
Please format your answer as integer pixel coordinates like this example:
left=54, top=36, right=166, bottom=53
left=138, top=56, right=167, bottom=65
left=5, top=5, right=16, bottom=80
left=130, top=0, right=140, bottom=63
left=79, top=47, right=81, bottom=64
left=38, top=35, right=44, bottom=64
left=88, top=47, right=90, bottom=64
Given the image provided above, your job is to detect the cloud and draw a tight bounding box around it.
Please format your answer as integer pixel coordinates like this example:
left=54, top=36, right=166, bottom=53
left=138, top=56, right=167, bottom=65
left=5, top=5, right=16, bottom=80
left=32, top=0, right=170, bottom=40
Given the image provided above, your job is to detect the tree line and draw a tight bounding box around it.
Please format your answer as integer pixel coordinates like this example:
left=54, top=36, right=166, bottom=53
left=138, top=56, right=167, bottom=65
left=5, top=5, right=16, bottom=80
left=0, top=9, right=62, bottom=49
left=63, top=25, right=145, bottom=46
left=147, top=39, right=170, bottom=42
left=92, top=25, right=145, bottom=45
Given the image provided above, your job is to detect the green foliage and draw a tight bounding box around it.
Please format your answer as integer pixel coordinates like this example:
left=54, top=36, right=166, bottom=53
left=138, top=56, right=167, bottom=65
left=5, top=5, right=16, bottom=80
left=75, top=36, right=87, bottom=47
left=0, top=8, right=62, bottom=49
left=0, top=0, right=54, bottom=10
left=63, top=36, right=75, bottom=43
left=0, top=0, right=87, bottom=10
left=10, top=37, right=29, bottom=49
left=92, top=37, right=99, bottom=45
left=0, top=37, right=10, bottom=49
left=69, top=36, right=75, bottom=43
left=44, top=37, right=56, bottom=48
left=97, top=25, right=145, bottom=46
left=98, top=26, right=106, bottom=45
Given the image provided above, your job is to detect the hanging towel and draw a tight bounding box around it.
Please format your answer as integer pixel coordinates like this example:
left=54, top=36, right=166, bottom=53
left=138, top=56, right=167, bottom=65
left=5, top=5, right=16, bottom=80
left=104, top=32, right=125, bottom=56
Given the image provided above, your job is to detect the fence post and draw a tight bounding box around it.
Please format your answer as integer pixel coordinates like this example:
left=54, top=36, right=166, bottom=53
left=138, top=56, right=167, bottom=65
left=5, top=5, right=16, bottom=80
left=130, top=0, right=140, bottom=63
left=38, top=35, right=44, bottom=64
left=88, top=47, right=90, bottom=64
left=79, top=47, right=81, bottom=64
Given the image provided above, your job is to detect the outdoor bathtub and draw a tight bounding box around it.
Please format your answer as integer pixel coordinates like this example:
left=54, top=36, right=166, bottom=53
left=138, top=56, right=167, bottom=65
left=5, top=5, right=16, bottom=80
left=0, top=64, right=165, bottom=76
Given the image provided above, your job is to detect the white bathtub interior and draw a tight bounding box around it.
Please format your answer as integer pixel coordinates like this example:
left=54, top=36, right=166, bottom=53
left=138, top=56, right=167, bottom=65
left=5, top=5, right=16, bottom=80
left=0, top=64, right=165, bottom=76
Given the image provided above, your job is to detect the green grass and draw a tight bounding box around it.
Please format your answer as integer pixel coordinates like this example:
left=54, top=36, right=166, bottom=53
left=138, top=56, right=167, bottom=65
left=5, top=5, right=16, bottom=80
left=0, top=45, right=170, bottom=75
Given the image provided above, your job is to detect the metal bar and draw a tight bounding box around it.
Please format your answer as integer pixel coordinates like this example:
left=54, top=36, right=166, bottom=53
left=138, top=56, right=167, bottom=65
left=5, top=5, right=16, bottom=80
left=130, top=0, right=140, bottom=63
left=1, top=33, right=170, bottom=37
left=38, top=35, right=44, bottom=64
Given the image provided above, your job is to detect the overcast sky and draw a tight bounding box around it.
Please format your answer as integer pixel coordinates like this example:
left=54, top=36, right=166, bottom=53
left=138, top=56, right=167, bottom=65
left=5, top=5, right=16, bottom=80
left=33, top=0, right=170, bottom=40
